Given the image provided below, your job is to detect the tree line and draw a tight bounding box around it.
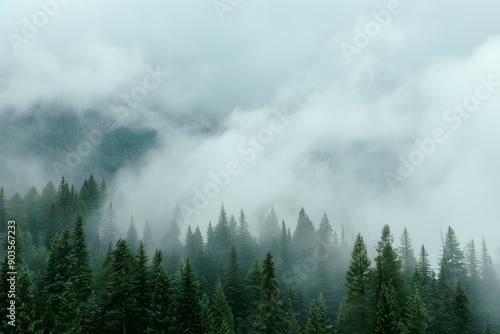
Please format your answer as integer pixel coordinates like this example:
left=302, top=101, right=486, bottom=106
left=0, top=174, right=499, bottom=333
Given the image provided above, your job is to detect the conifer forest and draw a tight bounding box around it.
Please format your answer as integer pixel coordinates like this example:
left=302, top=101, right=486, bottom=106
left=0, top=174, right=499, bottom=333
left=2, top=1, right=500, bottom=333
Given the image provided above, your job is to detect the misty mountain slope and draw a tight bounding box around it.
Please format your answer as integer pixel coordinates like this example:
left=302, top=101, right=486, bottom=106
left=0, top=108, right=157, bottom=189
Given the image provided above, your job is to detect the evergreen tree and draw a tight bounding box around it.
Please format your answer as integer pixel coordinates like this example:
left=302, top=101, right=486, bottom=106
left=146, top=250, right=175, bottom=333
left=72, top=210, right=92, bottom=303
left=279, top=220, right=293, bottom=273
left=236, top=209, right=257, bottom=270
left=440, top=226, right=466, bottom=286
left=375, top=282, right=405, bottom=334
left=16, top=262, right=41, bottom=333
left=405, top=287, right=428, bottom=334
left=102, top=239, right=140, bottom=333
left=375, top=225, right=406, bottom=311
left=175, top=257, right=207, bottom=333
left=253, top=251, right=289, bottom=334
left=292, top=208, right=316, bottom=261
left=213, top=204, right=232, bottom=264
left=0, top=187, right=6, bottom=231
left=53, top=281, right=82, bottom=334
left=246, top=257, right=263, bottom=316
left=101, top=202, right=118, bottom=247
left=335, top=234, right=375, bottom=334
left=135, top=240, right=151, bottom=332
left=126, top=215, right=139, bottom=254
left=318, top=213, right=334, bottom=245
left=398, top=227, right=417, bottom=282
left=305, top=293, right=331, bottom=334
left=223, top=246, right=245, bottom=323
left=259, top=206, right=281, bottom=250
left=44, top=227, right=75, bottom=329
left=212, top=280, right=235, bottom=333
left=448, top=281, right=474, bottom=334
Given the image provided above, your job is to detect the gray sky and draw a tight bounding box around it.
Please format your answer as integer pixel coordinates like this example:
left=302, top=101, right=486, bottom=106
left=1, top=0, right=500, bottom=265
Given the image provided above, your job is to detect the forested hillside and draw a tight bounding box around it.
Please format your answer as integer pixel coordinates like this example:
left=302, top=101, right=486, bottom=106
left=0, top=175, right=499, bottom=333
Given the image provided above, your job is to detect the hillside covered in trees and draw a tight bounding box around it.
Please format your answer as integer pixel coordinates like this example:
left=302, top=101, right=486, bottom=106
left=0, top=174, right=499, bottom=333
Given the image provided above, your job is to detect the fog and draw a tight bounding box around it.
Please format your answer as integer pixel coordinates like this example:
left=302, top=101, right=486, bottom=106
left=1, top=0, right=500, bottom=267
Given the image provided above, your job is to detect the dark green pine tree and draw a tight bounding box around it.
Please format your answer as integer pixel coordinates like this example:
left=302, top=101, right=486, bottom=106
left=440, top=226, right=466, bottom=286
left=222, top=246, right=246, bottom=324
left=236, top=209, right=257, bottom=270
left=213, top=204, right=232, bottom=264
left=405, top=287, right=428, bottom=334
left=16, top=261, right=41, bottom=333
left=81, top=291, right=101, bottom=334
left=448, top=281, right=474, bottom=334
left=71, top=210, right=92, bottom=303
left=279, top=220, right=293, bottom=272
left=57, top=177, right=72, bottom=228
left=375, top=225, right=406, bottom=311
left=45, top=202, right=58, bottom=249
left=375, top=281, right=406, bottom=334
left=102, top=239, right=140, bottom=334
left=126, top=215, right=139, bottom=254
left=175, top=257, right=208, bottom=333
left=146, top=250, right=175, bottom=334
left=253, top=251, right=289, bottom=334
left=135, top=240, right=151, bottom=332
left=398, top=227, right=417, bottom=282
left=246, top=257, right=263, bottom=317
left=212, top=280, right=235, bottom=333
left=53, top=281, right=82, bottom=334
left=23, top=186, right=43, bottom=246
left=44, top=227, right=75, bottom=329
left=305, top=293, right=331, bottom=334
left=335, top=234, right=375, bottom=334
left=430, top=265, right=453, bottom=334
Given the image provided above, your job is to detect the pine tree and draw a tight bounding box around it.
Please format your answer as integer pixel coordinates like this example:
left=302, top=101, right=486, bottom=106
left=45, top=227, right=75, bottom=329
left=53, top=281, right=82, bottom=334
left=246, top=257, right=262, bottom=316
left=279, top=220, right=293, bottom=272
left=212, top=280, right=235, bottom=333
left=305, top=293, right=330, bottom=334
left=16, top=262, right=41, bottom=333
left=236, top=209, right=257, bottom=270
left=440, top=226, right=466, bottom=286
left=101, top=202, right=118, bottom=246
left=213, top=204, right=232, bottom=264
left=175, top=257, right=207, bottom=333
left=292, top=208, right=316, bottom=261
left=102, top=239, right=140, bottom=333
left=223, top=246, right=245, bottom=323
left=146, top=250, right=175, bottom=333
left=398, top=227, right=417, bottom=282
left=259, top=206, right=281, bottom=250
left=126, top=215, right=139, bottom=254
left=375, top=225, right=406, bottom=311
left=135, top=240, right=151, bottom=332
left=448, top=281, right=474, bottom=334
left=253, top=251, right=289, bottom=334
left=0, top=187, right=6, bottom=231
left=72, top=210, right=92, bottom=303
left=375, top=282, right=405, bottom=334
left=318, top=213, right=334, bottom=245
left=335, top=233, right=375, bottom=334
left=405, top=287, right=428, bottom=334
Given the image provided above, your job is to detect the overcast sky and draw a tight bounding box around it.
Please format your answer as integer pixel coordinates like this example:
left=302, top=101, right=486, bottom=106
left=1, top=0, right=500, bottom=265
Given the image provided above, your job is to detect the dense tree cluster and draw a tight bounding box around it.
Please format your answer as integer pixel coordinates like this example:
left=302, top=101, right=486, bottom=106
left=0, top=175, right=499, bottom=333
